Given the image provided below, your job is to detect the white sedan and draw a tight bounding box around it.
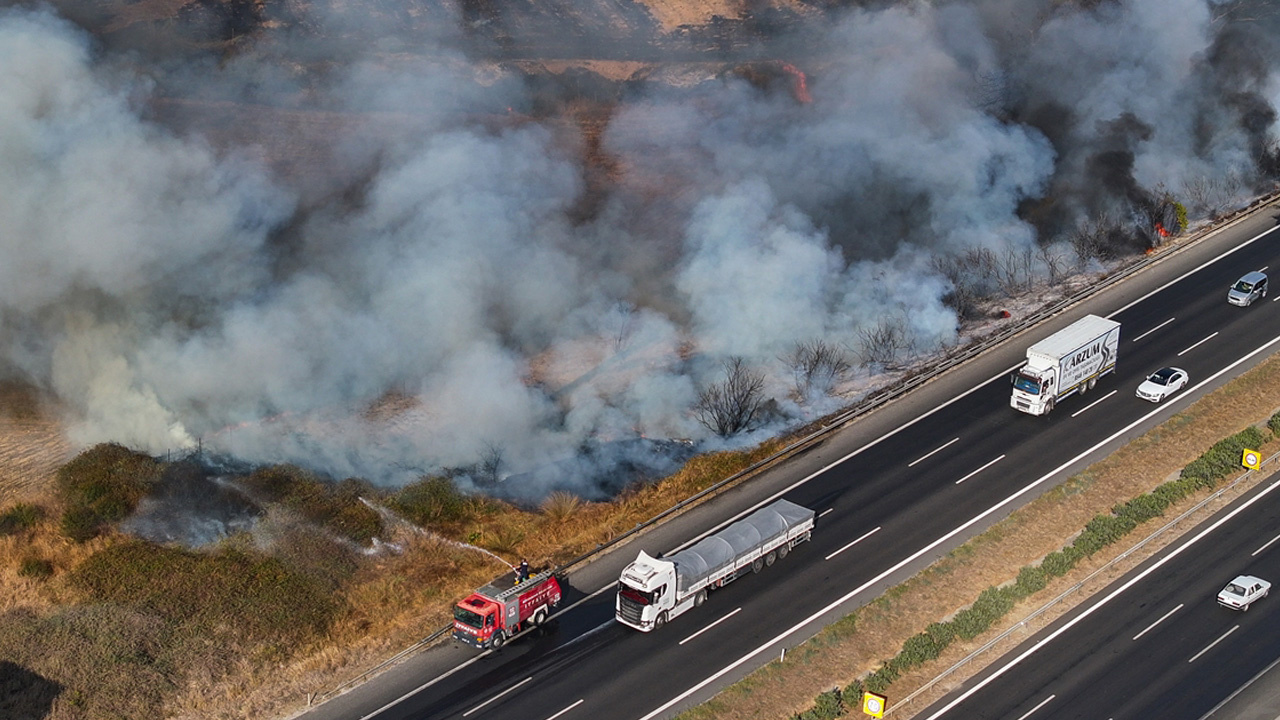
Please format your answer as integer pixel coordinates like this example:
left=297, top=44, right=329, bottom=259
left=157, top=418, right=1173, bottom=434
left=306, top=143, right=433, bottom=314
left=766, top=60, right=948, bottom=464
left=1136, top=367, right=1188, bottom=402
left=1218, top=575, right=1270, bottom=611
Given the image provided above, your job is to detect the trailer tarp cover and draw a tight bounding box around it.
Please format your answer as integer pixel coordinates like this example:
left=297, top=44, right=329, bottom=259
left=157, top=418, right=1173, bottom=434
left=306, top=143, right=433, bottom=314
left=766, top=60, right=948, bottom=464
left=669, top=499, right=812, bottom=593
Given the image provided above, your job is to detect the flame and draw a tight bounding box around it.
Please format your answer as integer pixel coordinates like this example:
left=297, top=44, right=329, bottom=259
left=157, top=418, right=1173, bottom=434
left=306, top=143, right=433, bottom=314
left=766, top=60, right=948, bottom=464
left=780, top=63, right=811, bottom=104
left=1155, top=221, right=1169, bottom=237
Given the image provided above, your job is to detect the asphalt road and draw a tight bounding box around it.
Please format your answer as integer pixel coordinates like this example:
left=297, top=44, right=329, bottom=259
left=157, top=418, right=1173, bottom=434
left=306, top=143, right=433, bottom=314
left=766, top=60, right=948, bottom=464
left=299, top=203, right=1280, bottom=720
left=918, top=467, right=1280, bottom=720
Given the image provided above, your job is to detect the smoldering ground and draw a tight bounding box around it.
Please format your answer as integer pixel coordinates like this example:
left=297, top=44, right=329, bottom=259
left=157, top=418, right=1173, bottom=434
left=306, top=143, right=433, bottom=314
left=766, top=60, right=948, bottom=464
left=2, top=0, right=1280, bottom=502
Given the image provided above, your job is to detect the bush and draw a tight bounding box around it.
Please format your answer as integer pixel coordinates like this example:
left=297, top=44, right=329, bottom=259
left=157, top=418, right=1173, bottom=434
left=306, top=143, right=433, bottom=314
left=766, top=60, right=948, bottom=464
left=241, top=466, right=383, bottom=544
left=1014, top=565, right=1048, bottom=597
left=1114, top=493, right=1168, bottom=525
left=56, top=443, right=161, bottom=542
left=17, top=556, right=53, bottom=580
left=389, top=476, right=481, bottom=532
left=1041, top=547, right=1082, bottom=577
left=1270, top=409, right=1280, bottom=438
left=811, top=688, right=845, bottom=719
left=0, top=503, right=45, bottom=535
left=1073, top=513, right=1135, bottom=556
left=70, top=540, right=340, bottom=647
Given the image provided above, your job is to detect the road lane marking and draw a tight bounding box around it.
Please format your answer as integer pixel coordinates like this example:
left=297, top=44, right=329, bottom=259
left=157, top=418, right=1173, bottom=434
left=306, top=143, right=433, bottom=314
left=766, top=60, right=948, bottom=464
left=1131, top=318, right=1175, bottom=342
left=1252, top=532, right=1280, bottom=556
left=679, top=608, right=741, bottom=645
left=1015, top=695, right=1055, bottom=720
left=1198, top=652, right=1280, bottom=718
left=1178, top=332, right=1219, bottom=356
left=1133, top=604, right=1183, bottom=640
left=545, top=699, right=584, bottom=720
left=463, top=677, right=533, bottom=716
left=920, top=454, right=1280, bottom=720
left=909, top=438, right=961, bottom=467
left=1071, top=390, right=1117, bottom=417
left=825, top=527, right=881, bottom=560
left=819, top=508, right=834, bottom=518
left=955, top=455, right=1005, bottom=485
left=644, top=335, right=1280, bottom=720
left=1189, top=626, right=1238, bottom=663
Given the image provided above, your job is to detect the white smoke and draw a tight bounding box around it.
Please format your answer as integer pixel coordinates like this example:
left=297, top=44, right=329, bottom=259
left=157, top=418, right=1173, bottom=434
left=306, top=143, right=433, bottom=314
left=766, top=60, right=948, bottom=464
left=1, top=1, right=1276, bottom=496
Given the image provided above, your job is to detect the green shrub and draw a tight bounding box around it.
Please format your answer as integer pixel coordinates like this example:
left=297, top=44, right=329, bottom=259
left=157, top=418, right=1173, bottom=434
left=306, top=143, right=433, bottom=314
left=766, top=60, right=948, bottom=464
left=1014, top=565, right=1048, bottom=597
left=1114, top=493, right=1168, bottom=525
left=1040, top=547, right=1082, bottom=577
left=1073, top=513, right=1135, bottom=556
left=811, top=688, right=845, bottom=719
left=389, top=476, right=479, bottom=531
left=56, top=443, right=161, bottom=542
left=70, top=540, right=340, bottom=647
left=1270, top=409, right=1280, bottom=438
left=17, top=556, right=53, bottom=580
left=0, top=503, right=45, bottom=535
left=241, top=466, right=383, bottom=544
left=841, top=679, right=865, bottom=708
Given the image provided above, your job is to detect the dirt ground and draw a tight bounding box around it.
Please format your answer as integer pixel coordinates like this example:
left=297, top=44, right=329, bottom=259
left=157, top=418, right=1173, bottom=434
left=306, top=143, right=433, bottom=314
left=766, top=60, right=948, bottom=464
left=678, top=352, right=1280, bottom=720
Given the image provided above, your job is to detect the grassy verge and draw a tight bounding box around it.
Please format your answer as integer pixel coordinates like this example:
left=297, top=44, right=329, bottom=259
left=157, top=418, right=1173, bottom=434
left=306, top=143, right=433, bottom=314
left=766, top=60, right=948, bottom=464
left=675, top=351, right=1280, bottom=720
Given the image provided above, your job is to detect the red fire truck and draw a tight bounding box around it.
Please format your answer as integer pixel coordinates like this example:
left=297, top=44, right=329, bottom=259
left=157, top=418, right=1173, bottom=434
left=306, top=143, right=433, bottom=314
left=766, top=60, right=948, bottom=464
left=452, top=568, right=563, bottom=649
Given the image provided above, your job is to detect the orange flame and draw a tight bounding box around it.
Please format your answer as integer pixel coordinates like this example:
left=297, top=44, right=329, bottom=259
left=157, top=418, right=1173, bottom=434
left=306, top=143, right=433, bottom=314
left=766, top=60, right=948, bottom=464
left=1155, top=221, right=1169, bottom=238
left=780, top=63, right=811, bottom=104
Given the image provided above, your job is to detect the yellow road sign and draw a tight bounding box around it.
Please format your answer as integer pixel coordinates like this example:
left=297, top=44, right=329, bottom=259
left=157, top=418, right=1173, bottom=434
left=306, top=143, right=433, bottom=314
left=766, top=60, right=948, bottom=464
left=863, top=691, right=887, bottom=718
left=1243, top=449, right=1261, bottom=470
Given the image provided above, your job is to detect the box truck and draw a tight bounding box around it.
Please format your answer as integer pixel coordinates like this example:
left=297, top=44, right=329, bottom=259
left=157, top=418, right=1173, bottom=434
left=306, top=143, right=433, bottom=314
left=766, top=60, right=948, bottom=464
left=1010, top=314, right=1120, bottom=416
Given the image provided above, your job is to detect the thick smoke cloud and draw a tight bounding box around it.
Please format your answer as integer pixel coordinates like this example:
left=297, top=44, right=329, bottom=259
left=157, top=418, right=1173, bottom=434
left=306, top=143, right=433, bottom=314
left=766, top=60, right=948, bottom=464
left=1, top=1, right=1278, bottom=499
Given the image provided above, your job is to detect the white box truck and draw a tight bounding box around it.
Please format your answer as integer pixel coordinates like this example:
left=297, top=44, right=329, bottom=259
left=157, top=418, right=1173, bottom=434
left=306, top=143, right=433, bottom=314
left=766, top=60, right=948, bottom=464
left=615, top=498, right=815, bottom=631
left=1010, top=314, right=1120, bottom=416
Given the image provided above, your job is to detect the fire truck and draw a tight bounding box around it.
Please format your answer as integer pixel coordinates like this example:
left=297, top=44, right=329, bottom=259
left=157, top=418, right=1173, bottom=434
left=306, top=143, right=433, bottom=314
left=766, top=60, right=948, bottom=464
left=452, top=567, right=563, bottom=649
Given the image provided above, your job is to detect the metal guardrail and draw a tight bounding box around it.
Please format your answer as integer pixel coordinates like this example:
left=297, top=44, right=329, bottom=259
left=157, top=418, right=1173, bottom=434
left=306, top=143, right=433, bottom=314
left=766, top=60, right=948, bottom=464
left=307, top=193, right=1280, bottom=707
left=888, top=449, right=1280, bottom=715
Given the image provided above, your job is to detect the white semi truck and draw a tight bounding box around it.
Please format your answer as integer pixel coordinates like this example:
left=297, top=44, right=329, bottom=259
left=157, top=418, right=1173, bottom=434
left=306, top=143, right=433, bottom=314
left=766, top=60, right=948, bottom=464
left=1010, top=314, right=1121, bottom=416
left=615, top=498, right=815, bottom=631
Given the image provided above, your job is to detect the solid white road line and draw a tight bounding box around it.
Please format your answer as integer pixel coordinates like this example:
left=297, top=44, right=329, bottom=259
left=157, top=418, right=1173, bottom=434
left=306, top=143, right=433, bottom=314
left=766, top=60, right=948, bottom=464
left=1131, top=318, right=1176, bottom=342
left=1132, top=604, right=1183, bottom=641
left=544, top=699, right=584, bottom=720
left=1197, top=653, right=1280, bottom=719
left=1015, top=695, right=1056, bottom=720
left=1178, top=332, right=1219, bottom=356
left=679, top=608, right=742, bottom=646
left=1189, top=626, right=1238, bottom=663
left=920, top=461, right=1280, bottom=719
left=644, top=334, right=1280, bottom=720
left=955, top=455, right=1006, bottom=485
left=1071, top=390, right=1117, bottom=418
left=825, top=527, right=881, bottom=561
left=909, top=438, right=961, bottom=467
left=1252, top=532, right=1280, bottom=556
left=463, top=677, right=533, bottom=716
left=819, top=508, right=835, bottom=518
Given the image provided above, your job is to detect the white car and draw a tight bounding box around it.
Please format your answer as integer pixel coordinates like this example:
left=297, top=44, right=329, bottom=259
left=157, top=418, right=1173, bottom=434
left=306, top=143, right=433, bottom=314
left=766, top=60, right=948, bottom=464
left=1218, top=575, right=1270, bottom=611
left=1136, top=367, right=1188, bottom=402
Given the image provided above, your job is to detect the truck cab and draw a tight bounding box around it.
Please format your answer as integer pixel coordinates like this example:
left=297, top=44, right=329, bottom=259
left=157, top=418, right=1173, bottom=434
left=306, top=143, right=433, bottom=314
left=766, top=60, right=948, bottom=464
left=616, top=551, right=678, bottom=631
left=453, top=595, right=502, bottom=647
left=1010, top=363, right=1056, bottom=415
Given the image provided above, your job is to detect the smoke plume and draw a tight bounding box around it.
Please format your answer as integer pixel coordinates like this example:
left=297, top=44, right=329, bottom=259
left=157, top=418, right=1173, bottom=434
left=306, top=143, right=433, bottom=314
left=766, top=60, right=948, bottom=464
left=1, top=1, right=1278, bottom=499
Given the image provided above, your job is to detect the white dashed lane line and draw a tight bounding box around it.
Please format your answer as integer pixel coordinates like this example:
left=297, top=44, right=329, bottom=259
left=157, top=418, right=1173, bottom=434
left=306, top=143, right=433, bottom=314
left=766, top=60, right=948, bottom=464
left=908, top=438, right=960, bottom=467
left=1132, top=317, right=1175, bottom=342
left=955, top=455, right=1006, bottom=485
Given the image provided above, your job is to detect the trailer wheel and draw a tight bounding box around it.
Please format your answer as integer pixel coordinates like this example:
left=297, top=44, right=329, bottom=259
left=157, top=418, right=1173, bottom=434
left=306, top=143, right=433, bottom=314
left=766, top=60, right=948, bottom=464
left=694, top=590, right=707, bottom=607
left=752, top=558, right=764, bottom=574
left=765, top=551, right=777, bottom=567
left=491, top=631, right=506, bottom=649
left=778, top=544, right=789, bottom=559
left=533, top=608, right=548, bottom=627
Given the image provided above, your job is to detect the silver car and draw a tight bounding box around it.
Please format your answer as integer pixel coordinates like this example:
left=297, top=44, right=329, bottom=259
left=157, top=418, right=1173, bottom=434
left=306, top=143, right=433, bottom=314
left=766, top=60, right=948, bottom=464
left=1228, top=271, right=1268, bottom=306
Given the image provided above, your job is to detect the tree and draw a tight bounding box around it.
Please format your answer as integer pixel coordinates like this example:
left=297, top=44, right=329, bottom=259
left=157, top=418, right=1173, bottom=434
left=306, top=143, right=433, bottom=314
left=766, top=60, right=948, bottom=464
left=855, top=317, right=913, bottom=370
left=695, top=357, right=766, bottom=437
left=783, top=340, right=850, bottom=401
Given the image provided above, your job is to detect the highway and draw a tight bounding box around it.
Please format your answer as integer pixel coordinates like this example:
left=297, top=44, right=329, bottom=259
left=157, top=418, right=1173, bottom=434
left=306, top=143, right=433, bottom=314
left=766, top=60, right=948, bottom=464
left=301, top=205, right=1280, bottom=720
left=918, top=466, right=1280, bottom=720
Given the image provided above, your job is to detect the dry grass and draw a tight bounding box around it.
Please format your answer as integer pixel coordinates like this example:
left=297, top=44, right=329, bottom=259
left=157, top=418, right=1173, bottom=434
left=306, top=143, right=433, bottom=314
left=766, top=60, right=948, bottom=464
left=0, top=382, right=71, bottom=505
left=677, top=353, right=1280, bottom=720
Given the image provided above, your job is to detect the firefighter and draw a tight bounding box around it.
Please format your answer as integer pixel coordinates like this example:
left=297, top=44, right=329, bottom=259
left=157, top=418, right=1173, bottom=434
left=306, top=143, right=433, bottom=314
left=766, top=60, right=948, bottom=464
left=518, top=560, right=530, bottom=583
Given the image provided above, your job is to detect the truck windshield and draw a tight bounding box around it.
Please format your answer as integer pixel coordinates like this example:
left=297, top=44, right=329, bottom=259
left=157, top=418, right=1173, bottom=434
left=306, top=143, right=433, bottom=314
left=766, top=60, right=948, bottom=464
left=453, top=606, right=487, bottom=629
left=1012, top=373, right=1042, bottom=395
left=618, top=582, right=654, bottom=605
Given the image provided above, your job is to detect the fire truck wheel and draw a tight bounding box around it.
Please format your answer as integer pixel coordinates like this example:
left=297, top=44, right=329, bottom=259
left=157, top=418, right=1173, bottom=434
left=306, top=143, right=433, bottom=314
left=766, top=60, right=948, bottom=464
left=751, top=558, right=764, bottom=574
left=491, top=631, right=506, bottom=649
left=778, top=544, right=789, bottom=559
left=533, top=608, right=548, bottom=627
left=694, top=590, right=707, bottom=607
left=765, top=551, right=777, bottom=567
